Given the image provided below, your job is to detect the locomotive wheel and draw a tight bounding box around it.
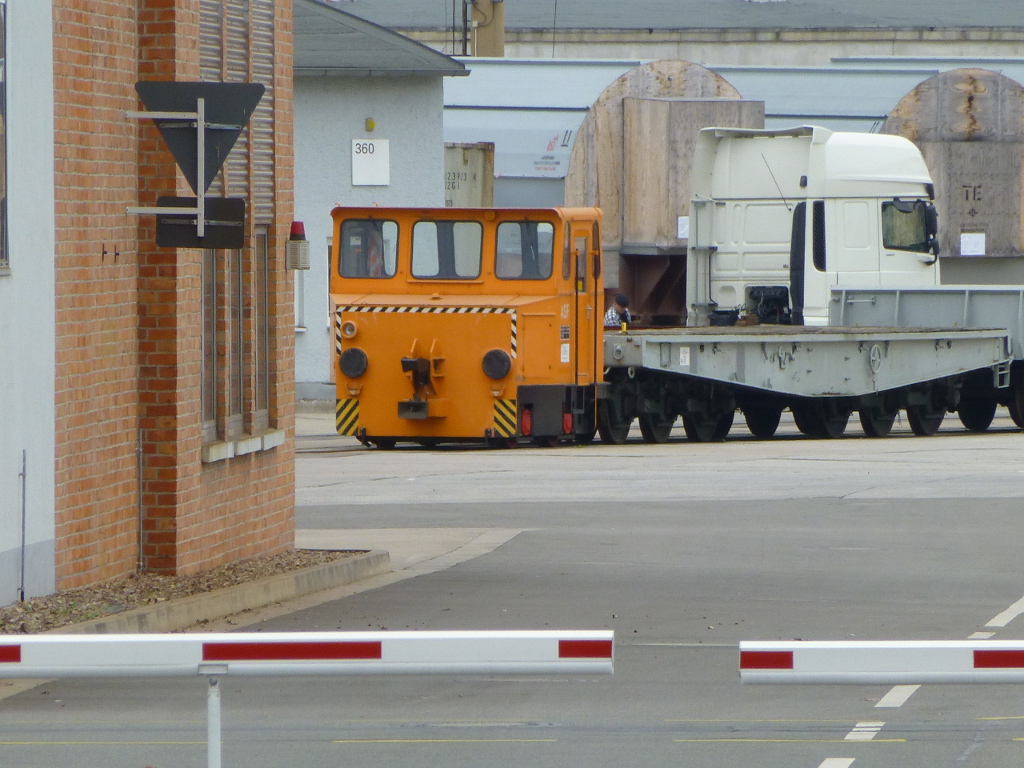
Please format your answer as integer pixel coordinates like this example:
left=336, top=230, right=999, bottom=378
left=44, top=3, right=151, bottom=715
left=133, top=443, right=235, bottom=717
left=485, top=436, right=516, bottom=449
left=906, top=405, right=945, bottom=436
left=682, top=410, right=734, bottom=443
left=792, top=400, right=851, bottom=439
left=597, top=401, right=632, bottom=444
left=638, top=413, right=675, bottom=443
left=532, top=436, right=560, bottom=448
left=372, top=438, right=396, bottom=450
left=858, top=406, right=898, bottom=438
left=958, top=398, right=996, bottom=432
left=742, top=403, right=783, bottom=439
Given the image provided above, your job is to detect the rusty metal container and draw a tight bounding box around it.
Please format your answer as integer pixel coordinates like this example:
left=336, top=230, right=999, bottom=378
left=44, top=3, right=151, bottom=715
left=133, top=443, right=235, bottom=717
left=564, top=60, right=763, bottom=322
left=882, top=68, right=1024, bottom=282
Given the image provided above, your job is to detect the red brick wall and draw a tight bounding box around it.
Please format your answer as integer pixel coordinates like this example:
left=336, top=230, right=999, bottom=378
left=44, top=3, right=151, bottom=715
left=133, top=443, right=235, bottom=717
left=53, top=0, right=143, bottom=588
left=53, top=0, right=295, bottom=587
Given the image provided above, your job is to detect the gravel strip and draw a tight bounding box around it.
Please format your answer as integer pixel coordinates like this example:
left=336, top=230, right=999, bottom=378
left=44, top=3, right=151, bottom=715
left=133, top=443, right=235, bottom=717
left=0, top=550, right=359, bottom=634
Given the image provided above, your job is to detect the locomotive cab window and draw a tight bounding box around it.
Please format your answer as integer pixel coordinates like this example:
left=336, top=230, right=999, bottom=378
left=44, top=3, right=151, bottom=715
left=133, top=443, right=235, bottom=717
left=495, top=221, right=554, bottom=280
left=881, top=199, right=930, bottom=253
left=412, top=220, right=482, bottom=279
left=339, top=219, right=398, bottom=278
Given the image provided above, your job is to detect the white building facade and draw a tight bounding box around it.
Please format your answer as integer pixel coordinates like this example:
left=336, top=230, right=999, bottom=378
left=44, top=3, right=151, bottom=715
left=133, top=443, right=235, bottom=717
left=293, top=0, right=465, bottom=399
left=0, top=0, right=57, bottom=601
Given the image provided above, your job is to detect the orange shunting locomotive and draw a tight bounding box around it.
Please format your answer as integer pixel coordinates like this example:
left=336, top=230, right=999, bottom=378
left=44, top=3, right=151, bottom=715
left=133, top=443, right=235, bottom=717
left=330, top=206, right=605, bottom=447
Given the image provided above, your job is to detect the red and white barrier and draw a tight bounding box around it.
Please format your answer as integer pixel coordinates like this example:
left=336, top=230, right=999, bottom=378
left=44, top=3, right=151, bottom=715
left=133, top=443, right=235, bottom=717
left=0, top=630, right=614, bottom=678
left=740, top=640, right=1024, bottom=684
left=2, top=631, right=612, bottom=768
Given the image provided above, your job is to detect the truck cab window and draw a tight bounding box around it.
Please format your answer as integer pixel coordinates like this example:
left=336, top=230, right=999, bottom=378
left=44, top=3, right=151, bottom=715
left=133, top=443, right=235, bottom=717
left=339, top=219, right=398, bottom=278
left=495, top=221, right=554, bottom=280
left=412, top=220, right=482, bottom=279
left=881, top=200, right=929, bottom=253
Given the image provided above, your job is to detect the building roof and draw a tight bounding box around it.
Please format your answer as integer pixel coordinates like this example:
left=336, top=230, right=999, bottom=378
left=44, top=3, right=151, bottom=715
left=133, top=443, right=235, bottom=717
left=294, top=0, right=467, bottom=76
left=329, top=0, right=1024, bottom=31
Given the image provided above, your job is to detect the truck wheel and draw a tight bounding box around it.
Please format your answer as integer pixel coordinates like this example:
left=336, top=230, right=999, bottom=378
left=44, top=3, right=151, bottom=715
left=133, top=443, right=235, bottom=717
left=906, top=405, right=944, bottom=436
left=638, top=413, right=675, bottom=443
left=792, top=400, right=851, bottom=439
left=858, top=407, right=898, bottom=438
left=743, top=404, right=783, bottom=439
left=682, top=410, right=734, bottom=442
left=597, top=401, right=632, bottom=444
left=957, top=398, right=996, bottom=432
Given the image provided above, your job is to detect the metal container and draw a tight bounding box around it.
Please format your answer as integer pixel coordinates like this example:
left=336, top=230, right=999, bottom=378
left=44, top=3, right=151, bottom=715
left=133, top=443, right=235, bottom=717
left=882, top=68, right=1024, bottom=276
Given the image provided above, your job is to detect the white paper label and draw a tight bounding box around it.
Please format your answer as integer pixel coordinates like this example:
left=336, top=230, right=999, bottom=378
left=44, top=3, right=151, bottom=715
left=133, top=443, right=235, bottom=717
left=560, top=343, right=570, bottom=363
left=961, top=232, right=986, bottom=257
left=677, top=216, right=690, bottom=240
left=679, top=347, right=691, bottom=367
left=352, top=139, right=390, bottom=186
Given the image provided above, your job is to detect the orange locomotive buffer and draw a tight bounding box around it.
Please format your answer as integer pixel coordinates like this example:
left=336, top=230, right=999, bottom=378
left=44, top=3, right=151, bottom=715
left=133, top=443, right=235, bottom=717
left=330, top=206, right=606, bottom=448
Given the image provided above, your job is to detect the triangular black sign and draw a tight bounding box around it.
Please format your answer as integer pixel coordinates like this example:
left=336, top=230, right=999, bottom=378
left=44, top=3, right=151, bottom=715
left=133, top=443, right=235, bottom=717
left=135, top=81, right=265, bottom=195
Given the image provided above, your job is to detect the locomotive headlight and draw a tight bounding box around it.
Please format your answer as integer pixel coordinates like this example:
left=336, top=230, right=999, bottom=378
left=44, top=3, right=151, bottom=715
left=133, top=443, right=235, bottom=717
left=482, top=349, right=512, bottom=380
left=341, top=320, right=358, bottom=339
left=340, top=347, right=368, bottom=378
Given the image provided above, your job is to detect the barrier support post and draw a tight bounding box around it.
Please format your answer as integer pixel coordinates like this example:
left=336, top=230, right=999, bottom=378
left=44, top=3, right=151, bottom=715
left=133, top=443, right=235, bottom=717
left=208, top=676, right=221, bottom=768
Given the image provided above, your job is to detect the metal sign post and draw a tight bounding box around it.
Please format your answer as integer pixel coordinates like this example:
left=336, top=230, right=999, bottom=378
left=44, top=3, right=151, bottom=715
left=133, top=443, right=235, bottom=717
left=0, top=630, right=614, bottom=768
left=126, top=81, right=264, bottom=249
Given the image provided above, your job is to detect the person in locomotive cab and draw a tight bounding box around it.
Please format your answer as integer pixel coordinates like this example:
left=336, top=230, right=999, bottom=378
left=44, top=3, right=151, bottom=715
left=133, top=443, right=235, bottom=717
left=604, top=293, right=631, bottom=328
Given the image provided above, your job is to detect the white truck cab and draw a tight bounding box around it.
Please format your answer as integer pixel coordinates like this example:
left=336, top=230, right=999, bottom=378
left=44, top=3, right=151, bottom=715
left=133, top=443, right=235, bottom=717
left=686, top=125, right=940, bottom=326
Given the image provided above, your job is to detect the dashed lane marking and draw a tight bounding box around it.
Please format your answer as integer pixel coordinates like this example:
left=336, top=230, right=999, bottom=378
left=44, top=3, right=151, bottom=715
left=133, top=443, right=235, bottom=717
left=986, top=594, right=1024, bottom=627
left=845, top=722, right=885, bottom=741
left=875, top=685, right=920, bottom=708
left=818, top=760, right=855, bottom=768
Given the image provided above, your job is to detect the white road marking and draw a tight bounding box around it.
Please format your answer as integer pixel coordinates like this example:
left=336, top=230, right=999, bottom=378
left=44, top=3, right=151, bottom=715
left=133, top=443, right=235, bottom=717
left=969, top=631, right=996, bottom=639
left=845, top=722, right=884, bottom=741
left=986, top=595, right=1024, bottom=627
left=818, top=759, right=855, bottom=768
left=875, top=685, right=920, bottom=708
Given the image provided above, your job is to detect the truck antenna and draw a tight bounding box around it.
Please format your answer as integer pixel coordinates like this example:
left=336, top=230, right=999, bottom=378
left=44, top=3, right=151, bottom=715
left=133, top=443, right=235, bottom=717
left=761, top=154, right=792, bottom=211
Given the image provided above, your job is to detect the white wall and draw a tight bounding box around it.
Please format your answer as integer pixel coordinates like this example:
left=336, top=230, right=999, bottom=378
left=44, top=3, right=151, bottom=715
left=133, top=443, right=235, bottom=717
left=293, top=75, right=446, bottom=399
left=0, top=0, right=56, bottom=603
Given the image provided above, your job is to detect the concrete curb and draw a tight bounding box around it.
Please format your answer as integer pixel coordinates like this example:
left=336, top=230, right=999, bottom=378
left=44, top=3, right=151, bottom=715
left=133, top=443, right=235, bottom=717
left=53, top=550, right=392, bottom=635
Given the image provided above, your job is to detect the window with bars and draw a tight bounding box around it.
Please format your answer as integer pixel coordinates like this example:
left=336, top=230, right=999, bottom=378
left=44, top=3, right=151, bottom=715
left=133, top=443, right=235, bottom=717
left=198, top=0, right=277, bottom=458
left=201, top=228, right=271, bottom=448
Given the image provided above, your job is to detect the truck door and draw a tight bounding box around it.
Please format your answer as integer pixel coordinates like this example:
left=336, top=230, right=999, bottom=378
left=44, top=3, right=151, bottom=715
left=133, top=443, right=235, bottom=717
left=571, top=225, right=598, bottom=386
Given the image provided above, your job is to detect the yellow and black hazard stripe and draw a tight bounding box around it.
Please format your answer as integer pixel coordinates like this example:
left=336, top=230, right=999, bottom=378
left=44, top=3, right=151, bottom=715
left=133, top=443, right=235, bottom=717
left=337, top=305, right=517, bottom=359
left=336, top=399, right=360, bottom=436
left=493, top=398, right=517, bottom=438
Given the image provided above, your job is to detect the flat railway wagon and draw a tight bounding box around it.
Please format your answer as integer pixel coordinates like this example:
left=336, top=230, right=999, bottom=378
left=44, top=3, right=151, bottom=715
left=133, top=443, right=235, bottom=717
left=330, top=205, right=1017, bottom=448
left=330, top=206, right=607, bottom=448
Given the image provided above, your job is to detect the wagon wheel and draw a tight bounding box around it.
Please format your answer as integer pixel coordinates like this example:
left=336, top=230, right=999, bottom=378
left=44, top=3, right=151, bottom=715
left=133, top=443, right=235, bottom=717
left=682, top=410, right=734, bottom=443
left=792, top=400, right=851, bottom=439
left=597, top=401, right=632, bottom=444
left=957, top=398, right=996, bottom=432
left=1010, top=384, right=1024, bottom=430
left=638, top=413, right=675, bottom=443
left=858, top=406, right=898, bottom=438
left=906, top=405, right=945, bottom=436
left=742, top=403, right=783, bottom=439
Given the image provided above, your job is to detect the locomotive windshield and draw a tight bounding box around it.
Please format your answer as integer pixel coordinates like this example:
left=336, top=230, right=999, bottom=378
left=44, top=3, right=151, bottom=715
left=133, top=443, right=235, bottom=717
left=411, top=220, right=483, bottom=279
left=339, top=219, right=398, bottom=278
left=495, top=221, right=554, bottom=280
